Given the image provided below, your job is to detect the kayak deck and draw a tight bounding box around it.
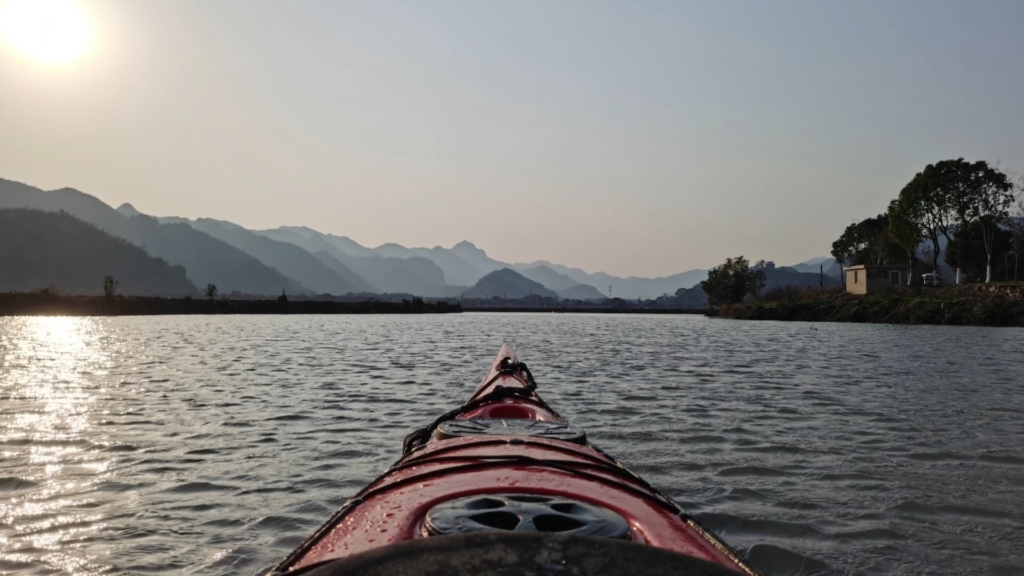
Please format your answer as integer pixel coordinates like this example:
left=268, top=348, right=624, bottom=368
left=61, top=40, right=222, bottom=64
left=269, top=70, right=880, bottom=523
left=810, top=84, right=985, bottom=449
left=273, top=345, right=757, bottom=575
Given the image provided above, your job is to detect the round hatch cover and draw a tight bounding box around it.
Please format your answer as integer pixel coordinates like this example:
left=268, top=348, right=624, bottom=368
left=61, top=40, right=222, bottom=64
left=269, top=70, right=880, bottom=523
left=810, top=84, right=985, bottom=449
left=424, top=493, right=630, bottom=539
left=434, top=418, right=586, bottom=444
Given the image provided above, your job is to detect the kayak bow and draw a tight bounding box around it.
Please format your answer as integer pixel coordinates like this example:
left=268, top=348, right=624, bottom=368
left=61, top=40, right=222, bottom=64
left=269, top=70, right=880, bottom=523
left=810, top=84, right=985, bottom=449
left=271, top=345, right=758, bottom=576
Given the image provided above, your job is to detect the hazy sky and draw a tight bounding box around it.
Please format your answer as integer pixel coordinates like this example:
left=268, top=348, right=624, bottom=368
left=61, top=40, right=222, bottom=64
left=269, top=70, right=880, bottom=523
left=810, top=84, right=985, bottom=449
left=2, top=1, right=1022, bottom=277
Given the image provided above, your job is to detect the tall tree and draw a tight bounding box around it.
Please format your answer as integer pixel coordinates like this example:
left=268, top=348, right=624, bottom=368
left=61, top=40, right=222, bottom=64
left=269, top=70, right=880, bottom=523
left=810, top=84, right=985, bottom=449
left=103, top=275, right=118, bottom=298
left=892, top=159, right=1015, bottom=283
left=964, top=163, right=1014, bottom=282
left=831, top=214, right=904, bottom=268
left=944, top=217, right=1013, bottom=283
left=886, top=199, right=923, bottom=285
left=892, top=163, right=955, bottom=277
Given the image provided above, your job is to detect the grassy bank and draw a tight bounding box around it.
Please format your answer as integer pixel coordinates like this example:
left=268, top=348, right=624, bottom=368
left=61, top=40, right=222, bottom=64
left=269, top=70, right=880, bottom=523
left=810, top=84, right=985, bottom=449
left=465, top=307, right=707, bottom=314
left=718, top=284, right=1024, bottom=327
left=0, top=293, right=460, bottom=316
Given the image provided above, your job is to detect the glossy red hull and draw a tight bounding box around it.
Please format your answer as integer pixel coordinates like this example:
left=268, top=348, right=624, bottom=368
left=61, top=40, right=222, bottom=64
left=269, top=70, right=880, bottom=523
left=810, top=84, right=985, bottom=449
left=274, top=345, right=756, bottom=575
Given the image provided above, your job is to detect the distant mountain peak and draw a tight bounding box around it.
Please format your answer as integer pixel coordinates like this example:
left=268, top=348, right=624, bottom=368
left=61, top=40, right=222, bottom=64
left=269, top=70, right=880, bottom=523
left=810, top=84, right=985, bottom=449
left=116, top=203, right=143, bottom=217
left=279, top=225, right=320, bottom=238
left=463, top=267, right=559, bottom=299
left=451, top=240, right=480, bottom=251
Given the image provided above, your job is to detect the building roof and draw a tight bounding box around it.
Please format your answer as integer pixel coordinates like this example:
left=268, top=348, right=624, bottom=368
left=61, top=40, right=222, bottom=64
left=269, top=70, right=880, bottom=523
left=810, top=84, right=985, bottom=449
left=842, top=264, right=909, bottom=271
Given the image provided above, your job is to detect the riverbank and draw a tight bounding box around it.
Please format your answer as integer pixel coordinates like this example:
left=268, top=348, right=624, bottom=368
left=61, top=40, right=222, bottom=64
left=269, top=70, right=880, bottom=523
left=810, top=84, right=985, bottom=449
left=465, top=307, right=706, bottom=314
left=0, top=293, right=460, bottom=316
left=718, top=284, right=1024, bottom=327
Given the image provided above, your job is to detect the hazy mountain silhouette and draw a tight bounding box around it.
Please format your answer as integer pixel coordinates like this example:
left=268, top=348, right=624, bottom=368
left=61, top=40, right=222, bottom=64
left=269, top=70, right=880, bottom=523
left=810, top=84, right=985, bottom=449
left=3, top=175, right=833, bottom=300
left=116, top=203, right=144, bottom=217
left=258, top=227, right=458, bottom=296
left=514, top=260, right=706, bottom=299
left=789, top=257, right=840, bottom=277
left=517, top=264, right=598, bottom=293
left=154, top=216, right=372, bottom=294
left=761, top=265, right=841, bottom=289
left=0, top=209, right=196, bottom=295
left=310, top=252, right=375, bottom=290
left=262, top=226, right=377, bottom=259
left=0, top=178, right=304, bottom=295
left=347, top=254, right=454, bottom=296
left=264, top=227, right=708, bottom=298
left=556, top=284, right=607, bottom=300
left=374, top=243, right=486, bottom=286
left=1, top=179, right=126, bottom=231
left=463, top=268, right=558, bottom=299
left=450, top=241, right=506, bottom=275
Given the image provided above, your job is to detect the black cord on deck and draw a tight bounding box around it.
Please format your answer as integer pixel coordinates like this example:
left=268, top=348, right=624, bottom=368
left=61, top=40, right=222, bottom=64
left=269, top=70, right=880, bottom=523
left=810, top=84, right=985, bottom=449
left=401, top=359, right=562, bottom=455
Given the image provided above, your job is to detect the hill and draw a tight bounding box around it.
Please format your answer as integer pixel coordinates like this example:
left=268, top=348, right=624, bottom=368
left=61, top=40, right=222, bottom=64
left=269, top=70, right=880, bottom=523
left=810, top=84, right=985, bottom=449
left=556, top=284, right=607, bottom=301
left=789, top=257, right=840, bottom=277
left=518, top=264, right=592, bottom=292
left=463, top=268, right=559, bottom=299
left=374, top=242, right=486, bottom=286
left=0, top=209, right=197, bottom=295
left=514, top=260, right=707, bottom=299
left=258, top=227, right=456, bottom=296
left=763, top=265, right=841, bottom=289
left=450, top=241, right=507, bottom=275
left=0, top=179, right=304, bottom=295
left=179, top=217, right=373, bottom=294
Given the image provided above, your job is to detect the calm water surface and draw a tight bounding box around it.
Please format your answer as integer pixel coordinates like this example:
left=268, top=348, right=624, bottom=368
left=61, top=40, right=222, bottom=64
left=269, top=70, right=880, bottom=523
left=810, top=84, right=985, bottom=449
left=1, top=314, right=1022, bottom=575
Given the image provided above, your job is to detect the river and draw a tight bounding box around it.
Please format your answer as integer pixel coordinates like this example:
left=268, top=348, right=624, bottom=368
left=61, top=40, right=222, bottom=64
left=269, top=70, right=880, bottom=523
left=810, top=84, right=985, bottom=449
left=1, top=314, right=1021, bottom=575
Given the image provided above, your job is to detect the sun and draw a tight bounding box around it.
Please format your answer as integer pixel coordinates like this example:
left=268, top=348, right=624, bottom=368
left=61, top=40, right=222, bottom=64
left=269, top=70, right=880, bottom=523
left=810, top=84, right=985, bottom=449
left=0, top=0, right=94, bottom=67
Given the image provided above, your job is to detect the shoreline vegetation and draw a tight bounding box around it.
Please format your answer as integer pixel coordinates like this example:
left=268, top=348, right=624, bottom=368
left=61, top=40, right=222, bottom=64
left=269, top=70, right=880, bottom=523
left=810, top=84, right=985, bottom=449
left=715, top=284, right=1024, bottom=327
left=466, top=307, right=706, bottom=314
left=0, top=291, right=705, bottom=316
left=0, top=293, right=460, bottom=316
left=6, top=286, right=1024, bottom=326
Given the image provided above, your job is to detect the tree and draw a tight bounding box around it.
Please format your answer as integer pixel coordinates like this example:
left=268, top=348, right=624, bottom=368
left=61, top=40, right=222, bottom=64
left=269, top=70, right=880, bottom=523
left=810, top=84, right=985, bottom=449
left=969, top=163, right=1015, bottom=282
left=103, top=275, right=118, bottom=299
left=204, top=283, right=218, bottom=299
left=700, top=256, right=766, bottom=306
left=886, top=199, right=924, bottom=284
left=831, top=214, right=904, bottom=268
left=890, top=159, right=1015, bottom=283
left=944, top=217, right=1013, bottom=283
left=1010, top=191, right=1024, bottom=281
left=892, top=163, right=955, bottom=276
left=1012, top=234, right=1024, bottom=282
left=673, top=285, right=709, bottom=308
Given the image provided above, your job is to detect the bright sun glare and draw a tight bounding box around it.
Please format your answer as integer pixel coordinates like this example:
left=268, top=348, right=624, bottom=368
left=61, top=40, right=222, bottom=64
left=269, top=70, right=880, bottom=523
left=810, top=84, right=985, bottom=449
left=0, top=0, right=93, bottom=67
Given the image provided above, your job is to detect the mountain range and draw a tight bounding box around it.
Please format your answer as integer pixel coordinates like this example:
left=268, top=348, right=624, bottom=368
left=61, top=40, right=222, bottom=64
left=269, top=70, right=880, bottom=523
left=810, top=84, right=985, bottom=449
left=0, top=176, right=836, bottom=299
left=0, top=208, right=196, bottom=295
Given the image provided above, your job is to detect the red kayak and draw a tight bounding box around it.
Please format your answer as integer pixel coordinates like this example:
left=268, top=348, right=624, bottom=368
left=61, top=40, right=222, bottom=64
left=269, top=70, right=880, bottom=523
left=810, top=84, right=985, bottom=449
left=271, top=345, right=758, bottom=576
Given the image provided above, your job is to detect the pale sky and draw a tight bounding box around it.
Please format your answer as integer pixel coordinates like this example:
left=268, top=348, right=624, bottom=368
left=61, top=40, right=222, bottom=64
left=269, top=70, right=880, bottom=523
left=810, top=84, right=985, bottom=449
left=2, top=0, right=1022, bottom=277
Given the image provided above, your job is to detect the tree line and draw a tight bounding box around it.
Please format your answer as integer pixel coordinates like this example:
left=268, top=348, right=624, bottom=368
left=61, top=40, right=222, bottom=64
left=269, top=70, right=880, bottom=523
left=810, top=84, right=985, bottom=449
left=831, top=158, right=1023, bottom=284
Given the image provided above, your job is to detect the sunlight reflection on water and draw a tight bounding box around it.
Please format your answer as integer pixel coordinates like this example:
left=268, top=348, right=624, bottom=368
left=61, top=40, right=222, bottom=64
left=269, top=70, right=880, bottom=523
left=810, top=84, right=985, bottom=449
left=2, top=317, right=111, bottom=575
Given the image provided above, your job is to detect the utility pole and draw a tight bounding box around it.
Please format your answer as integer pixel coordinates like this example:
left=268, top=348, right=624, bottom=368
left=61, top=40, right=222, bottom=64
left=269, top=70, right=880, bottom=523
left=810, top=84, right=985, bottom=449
left=608, top=286, right=612, bottom=299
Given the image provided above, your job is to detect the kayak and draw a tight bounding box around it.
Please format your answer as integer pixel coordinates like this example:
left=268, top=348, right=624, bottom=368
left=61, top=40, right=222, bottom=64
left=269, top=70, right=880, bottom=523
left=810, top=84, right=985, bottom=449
left=270, top=345, right=759, bottom=576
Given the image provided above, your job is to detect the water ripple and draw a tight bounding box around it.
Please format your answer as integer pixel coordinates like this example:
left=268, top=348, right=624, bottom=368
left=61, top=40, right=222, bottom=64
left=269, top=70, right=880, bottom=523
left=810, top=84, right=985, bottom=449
left=1, top=314, right=1023, bottom=575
